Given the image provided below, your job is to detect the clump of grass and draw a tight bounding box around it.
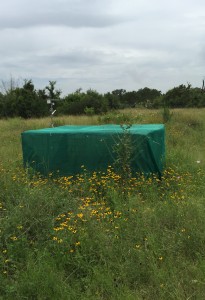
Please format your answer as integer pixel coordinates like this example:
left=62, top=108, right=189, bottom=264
left=98, top=111, right=142, bottom=124
left=162, top=105, right=173, bottom=123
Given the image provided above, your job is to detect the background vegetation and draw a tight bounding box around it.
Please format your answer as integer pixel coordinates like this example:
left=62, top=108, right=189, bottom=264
left=0, top=108, right=205, bottom=299
left=0, top=78, right=205, bottom=119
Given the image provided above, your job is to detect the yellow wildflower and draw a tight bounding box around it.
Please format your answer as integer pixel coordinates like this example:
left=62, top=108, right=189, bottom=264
left=77, top=213, right=84, bottom=219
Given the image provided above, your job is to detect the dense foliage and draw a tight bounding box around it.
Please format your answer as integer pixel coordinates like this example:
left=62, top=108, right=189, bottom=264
left=0, top=78, right=205, bottom=118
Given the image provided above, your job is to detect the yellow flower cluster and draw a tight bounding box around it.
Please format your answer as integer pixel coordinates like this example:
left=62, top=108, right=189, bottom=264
left=8, top=163, right=201, bottom=207
left=52, top=196, right=123, bottom=253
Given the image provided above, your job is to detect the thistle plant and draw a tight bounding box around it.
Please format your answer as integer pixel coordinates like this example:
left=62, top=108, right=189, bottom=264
left=113, top=124, right=133, bottom=185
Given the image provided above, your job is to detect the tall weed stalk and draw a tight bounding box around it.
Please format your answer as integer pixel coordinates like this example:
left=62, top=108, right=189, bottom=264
left=113, top=124, right=133, bottom=192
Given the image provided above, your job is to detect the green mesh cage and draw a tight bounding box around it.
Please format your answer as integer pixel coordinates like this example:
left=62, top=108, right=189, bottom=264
left=21, top=124, right=165, bottom=176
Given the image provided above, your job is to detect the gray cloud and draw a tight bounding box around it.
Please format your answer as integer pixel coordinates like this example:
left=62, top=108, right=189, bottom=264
left=1, top=0, right=205, bottom=94
left=0, top=11, right=128, bottom=29
left=0, top=0, right=129, bottom=29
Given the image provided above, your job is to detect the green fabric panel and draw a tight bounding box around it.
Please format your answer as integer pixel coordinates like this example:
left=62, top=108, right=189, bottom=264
left=21, top=124, right=165, bottom=176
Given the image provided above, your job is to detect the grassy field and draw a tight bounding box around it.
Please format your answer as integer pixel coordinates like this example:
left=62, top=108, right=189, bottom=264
left=0, top=108, right=205, bottom=299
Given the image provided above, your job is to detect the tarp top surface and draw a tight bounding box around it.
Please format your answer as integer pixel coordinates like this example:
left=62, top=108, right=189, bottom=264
left=21, top=124, right=165, bottom=176
left=23, top=124, right=164, bottom=135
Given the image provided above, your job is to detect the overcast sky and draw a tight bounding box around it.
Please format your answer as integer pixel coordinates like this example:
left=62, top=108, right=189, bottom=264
left=1, top=0, right=205, bottom=95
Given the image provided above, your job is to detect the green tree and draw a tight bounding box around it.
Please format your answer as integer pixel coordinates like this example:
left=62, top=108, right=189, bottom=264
left=163, top=84, right=205, bottom=108
left=82, top=89, right=108, bottom=114
left=45, top=81, right=61, bottom=99
left=104, top=92, right=121, bottom=110
left=60, top=89, right=108, bottom=115
left=16, top=80, right=48, bottom=118
left=111, top=89, right=126, bottom=108
left=135, top=87, right=161, bottom=107
left=123, top=91, right=138, bottom=107
left=0, top=79, right=49, bottom=118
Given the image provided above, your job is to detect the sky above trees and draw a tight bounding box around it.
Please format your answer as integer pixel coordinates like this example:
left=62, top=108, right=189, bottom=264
left=1, top=0, right=205, bottom=95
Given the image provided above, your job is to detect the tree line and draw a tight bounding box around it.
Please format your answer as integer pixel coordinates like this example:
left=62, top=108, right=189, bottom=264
left=0, top=79, right=205, bottom=119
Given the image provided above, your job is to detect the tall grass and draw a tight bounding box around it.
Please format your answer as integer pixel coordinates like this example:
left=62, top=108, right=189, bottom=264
left=0, top=108, right=205, bottom=299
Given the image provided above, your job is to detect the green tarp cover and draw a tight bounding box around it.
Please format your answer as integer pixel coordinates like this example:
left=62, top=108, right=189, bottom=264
left=21, top=124, right=165, bottom=176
